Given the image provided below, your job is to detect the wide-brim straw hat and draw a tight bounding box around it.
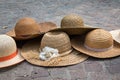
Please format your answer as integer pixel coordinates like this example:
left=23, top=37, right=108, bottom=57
left=6, top=20, right=57, bottom=40
left=71, top=29, right=120, bottom=58
left=0, top=35, right=24, bottom=68
left=0, top=49, right=24, bottom=68
left=50, top=27, right=97, bottom=35
left=50, top=14, right=98, bottom=35
left=110, top=29, right=120, bottom=43
left=21, top=32, right=88, bottom=67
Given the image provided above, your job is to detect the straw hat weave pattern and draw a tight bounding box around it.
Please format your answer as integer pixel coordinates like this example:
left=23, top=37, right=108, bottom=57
left=0, top=35, right=24, bottom=68
left=84, top=29, right=113, bottom=50
left=0, top=35, right=17, bottom=57
left=40, top=32, right=72, bottom=56
left=71, top=29, right=120, bottom=58
left=15, top=17, right=40, bottom=37
left=6, top=17, right=57, bottom=40
left=50, top=14, right=98, bottom=35
left=21, top=32, right=88, bottom=67
left=61, top=14, right=84, bottom=28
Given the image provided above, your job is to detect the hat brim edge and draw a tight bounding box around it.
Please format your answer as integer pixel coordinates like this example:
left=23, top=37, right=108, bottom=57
left=0, top=49, right=24, bottom=68
left=6, top=22, right=58, bottom=40
left=71, top=37, right=120, bottom=58
left=21, top=39, right=89, bottom=67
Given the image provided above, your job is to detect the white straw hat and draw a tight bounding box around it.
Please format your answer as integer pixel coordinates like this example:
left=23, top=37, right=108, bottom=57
left=0, top=35, right=24, bottom=68
left=110, top=29, right=120, bottom=43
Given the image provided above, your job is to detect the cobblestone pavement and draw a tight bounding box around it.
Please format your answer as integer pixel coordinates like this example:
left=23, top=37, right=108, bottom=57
left=0, top=0, right=120, bottom=80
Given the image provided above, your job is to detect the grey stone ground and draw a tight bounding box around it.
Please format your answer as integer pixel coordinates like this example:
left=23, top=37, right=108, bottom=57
left=0, top=0, right=120, bottom=80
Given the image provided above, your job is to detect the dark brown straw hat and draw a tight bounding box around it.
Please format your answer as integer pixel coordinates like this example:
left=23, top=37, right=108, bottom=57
left=6, top=17, right=57, bottom=40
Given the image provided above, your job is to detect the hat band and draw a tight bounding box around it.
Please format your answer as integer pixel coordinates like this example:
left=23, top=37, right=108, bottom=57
left=84, top=44, right=113, bottom=52
left=0, top=50, right=18, bottom=62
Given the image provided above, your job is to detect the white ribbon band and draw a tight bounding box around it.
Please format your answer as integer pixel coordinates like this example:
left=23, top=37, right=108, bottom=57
left=84, top=44, right=113, bottom=52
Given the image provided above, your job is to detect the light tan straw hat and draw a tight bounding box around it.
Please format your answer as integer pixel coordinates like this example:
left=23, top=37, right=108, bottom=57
left=71, top=29, right=120, bottom=58
left=0, top=35, right=24, bottom=68
left=50, top=14, right=98, bottom=35
left=6, top=17, right=57, bottom=40
left=110, top=29, right=120, bottom=43
left=21, top=31, right=88, bottom=67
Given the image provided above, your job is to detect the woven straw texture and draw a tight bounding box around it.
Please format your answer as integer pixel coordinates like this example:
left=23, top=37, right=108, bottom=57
left=110, top=29, right=120, bottom=43
left=39, top=22, right=57, bottom=33
left=15, top=17, right=40, bottom=36
left=0, top=49, right=24, bottom=68
left=6, top=21, right=57, bottom=40
left=50, top=27, right=98, bottom=35
left=61, top=14, right=84, bottom=28
left=48, top=14, right=99, bottom=35
left=71, top=29, right=120, bottom=58
left=0, top=35, right=16, bottom=57
left=40, top=32, right=72, bottom=56
left=85, top=29, right=113, bottom=49
left=0, top=35, right=24, bottom=68
left=21, top=39, right=88, bottom=67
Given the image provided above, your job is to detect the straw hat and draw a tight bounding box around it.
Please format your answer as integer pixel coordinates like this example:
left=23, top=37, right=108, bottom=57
left=50, top=14, right=98, bottom=35
left=21, top=31, right=88, bottom=67
left=0, top=35, right=24, bottom=68
left=6, top=17, right=57, bottom=40
left=61, top=14, right=86, bottom=28
left=71, top=29, right=120, bottom=58
left=110, top=29, right=120, bottom=43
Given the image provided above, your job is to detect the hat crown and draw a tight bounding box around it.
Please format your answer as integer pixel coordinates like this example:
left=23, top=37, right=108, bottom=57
left=0, top=35, right=17, bottom=57
left=119, top=32, right=120, bottom=38
left=61, top=14, right=84, bottom=28
left=41, top=32, right=72, bottom=54
left=15, top=17, right=40, bottom=36
left=85, top=29, right=113, bottom=49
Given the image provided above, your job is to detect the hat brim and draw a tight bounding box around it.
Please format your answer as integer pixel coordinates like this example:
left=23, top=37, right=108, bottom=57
left=49, top=25, right=98, bottom=35
left=6, top=22, right=57, bottom=40
left=0, top=49, right=24, bottom=68
left=21, top=39, right=88, bottom=67
left=110, top=29, right=120, bottom=43
left=6, top=29, right=41, bottom=40
left=71, top=37, right=120, bottom=58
